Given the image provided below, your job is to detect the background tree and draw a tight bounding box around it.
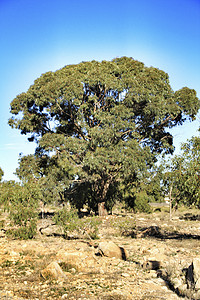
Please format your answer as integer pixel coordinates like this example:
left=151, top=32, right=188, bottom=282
left=163, top=132, right=200, bottom=209
left=9, top=57, right=200, bottom=212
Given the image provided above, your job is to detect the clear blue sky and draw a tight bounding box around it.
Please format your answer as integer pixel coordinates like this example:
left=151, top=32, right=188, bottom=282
left=0, top=0, right=199, bottom=181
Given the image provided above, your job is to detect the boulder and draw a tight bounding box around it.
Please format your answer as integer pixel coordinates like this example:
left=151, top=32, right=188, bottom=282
left=186, top=258, right=200, bottom=289
left=40, top=224, right=63, bottom=236
left=97, top=241, right=128, bottom=260
left=41, top=261, right=67, bottom=280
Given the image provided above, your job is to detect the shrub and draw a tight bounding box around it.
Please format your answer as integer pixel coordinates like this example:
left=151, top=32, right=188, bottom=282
left=6, top=220, right=37, bottom=240
left=53, top=207, right=80, bottom=237
left=134, top=191, right=152, bottom=213
left=79, top=216, right=102, bottom=240
left=110, top=216, right=136, bottom=237
left=1, top=181, right=39, bottom=239
left=53, top=207, right=102, bottom=239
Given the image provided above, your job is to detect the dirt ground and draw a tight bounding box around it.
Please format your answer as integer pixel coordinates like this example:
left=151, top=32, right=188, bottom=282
left=1, top=207, right=200, bottom=299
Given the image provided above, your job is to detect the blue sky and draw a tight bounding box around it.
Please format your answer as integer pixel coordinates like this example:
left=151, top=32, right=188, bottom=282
left=0, top=0, right=200, bottom=181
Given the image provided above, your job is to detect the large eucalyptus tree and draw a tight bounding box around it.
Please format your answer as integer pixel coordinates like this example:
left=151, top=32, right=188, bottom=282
left=9, top=57, right=200, bottom=212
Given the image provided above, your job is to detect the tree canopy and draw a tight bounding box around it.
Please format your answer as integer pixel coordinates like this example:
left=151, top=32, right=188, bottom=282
left=9, top=57, right=200, bottom=212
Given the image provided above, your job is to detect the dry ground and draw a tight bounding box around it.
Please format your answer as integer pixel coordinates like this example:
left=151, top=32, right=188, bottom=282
left=1, top=206, right=200, bottom=299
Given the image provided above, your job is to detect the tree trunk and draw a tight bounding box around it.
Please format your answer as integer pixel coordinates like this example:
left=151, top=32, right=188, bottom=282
left=98, top=202, right=108, bottom=216
left=169, top=185, right=172, bottom=221
left=98, top=180, right=110, bottom=216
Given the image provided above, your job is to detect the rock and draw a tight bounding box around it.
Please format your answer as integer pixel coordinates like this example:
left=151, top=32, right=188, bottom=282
left=193, top=258, right=200, bottom=283
left=40, top=224, right=63, bottom=236
left=41, top=261, right=67, bottom=280
left=149, top=270, right=158, bottom=278
left=186, top=263, right=194, bottom=288
left=137, top=226, right=162, bottom=238
left=172, top=277, right=182, bottom=289
left=195, top=278, right=200, bottom=289
left=9, top=250, right=20, bottom=262
left=121, top=272, right=130, bottom=277
left=186, top=258, right=200, bottom=288
left=142, top=260, right=161, bottom=270
left=97, top=241, right=128, bottom=260
left=177, top=284, right=187, bottom=294
left=56, top=250, right=97, bottom=272
left=195, top=290, right=200, bottom=299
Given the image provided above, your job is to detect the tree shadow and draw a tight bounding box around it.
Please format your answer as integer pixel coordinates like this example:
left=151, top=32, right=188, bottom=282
left=180, top=213, right=200, bottom=221
left=136, top=225, right=200, bottom=240
left=119, top=247, right=128, bottom=260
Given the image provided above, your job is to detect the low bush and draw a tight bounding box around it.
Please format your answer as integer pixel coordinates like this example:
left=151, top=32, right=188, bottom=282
left=53, top=207, right=102, bottom=239
left=110, top=216, right=136, bottom=237
left=1, top=181, right=39, bottom=239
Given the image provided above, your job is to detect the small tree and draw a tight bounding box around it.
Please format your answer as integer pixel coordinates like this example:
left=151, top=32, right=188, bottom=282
left=1, top=180, right=40, bottom=239
left=163, top=133, right=200, bottom=210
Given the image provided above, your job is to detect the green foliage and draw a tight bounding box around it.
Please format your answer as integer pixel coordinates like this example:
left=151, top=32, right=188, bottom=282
left=144, top=167, right=165, bottom=203
left=163, top=134, right=200, bottom=207
left=110, top=216, right=136, bottom=237
left=53, top=207, right=102, bottom=239
left=53, top=207, right=80, bottom=236
left=0, top=180, right=20, bottom=211
left=0, top=167, right=4, bottom=182
left=6, top=220, right=37, bottom=240
left=0, top=181, right=39, bottom=239
left=9, top=57, right=200, bottom=212
left=15, top=153, right=71, bottom=205
left=79, top=216, right=102, bottom=240
left=134, top=191, right=152, bottom=213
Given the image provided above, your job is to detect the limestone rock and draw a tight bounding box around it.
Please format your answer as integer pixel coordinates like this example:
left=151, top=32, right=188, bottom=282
left=41, top=261, right=67, bottom=280
left=193, top=258, right=200, bottom=283
left=186, top=258, right=200, bottom=289
left=40, top=224, right=63, bottom=236
left=172, top=278, right=182, bottom=289
left=97, top=241, right=128, bottom=260
left=56, top=250, right=97, bottom=272
left=195, top=278, right=200, bottom=290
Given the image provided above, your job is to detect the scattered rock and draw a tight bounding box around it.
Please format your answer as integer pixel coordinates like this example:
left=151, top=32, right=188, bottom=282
left=177, top=283, right=187, bottom=294
left=40, top=224, right=63, bottom=236
left=137, top=226, right=162, bottom=238
left=56, top=250, right=97, bottom=272
left=142, top=260, right=161, bottom=270
left=41, top=261, right=67, bottom=280
left=121, top=272, right=130, bottom=277
left=195, top=278, right=200, bottom=290
left=186, top=258, right=200, bottom=290
left=173, top=277, right=182, bottom=289
left=2, top=211, right=200, bottom=299
left=193, top=258, right=200, bottom=284
left=96, top=241, right=128, bottom=260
